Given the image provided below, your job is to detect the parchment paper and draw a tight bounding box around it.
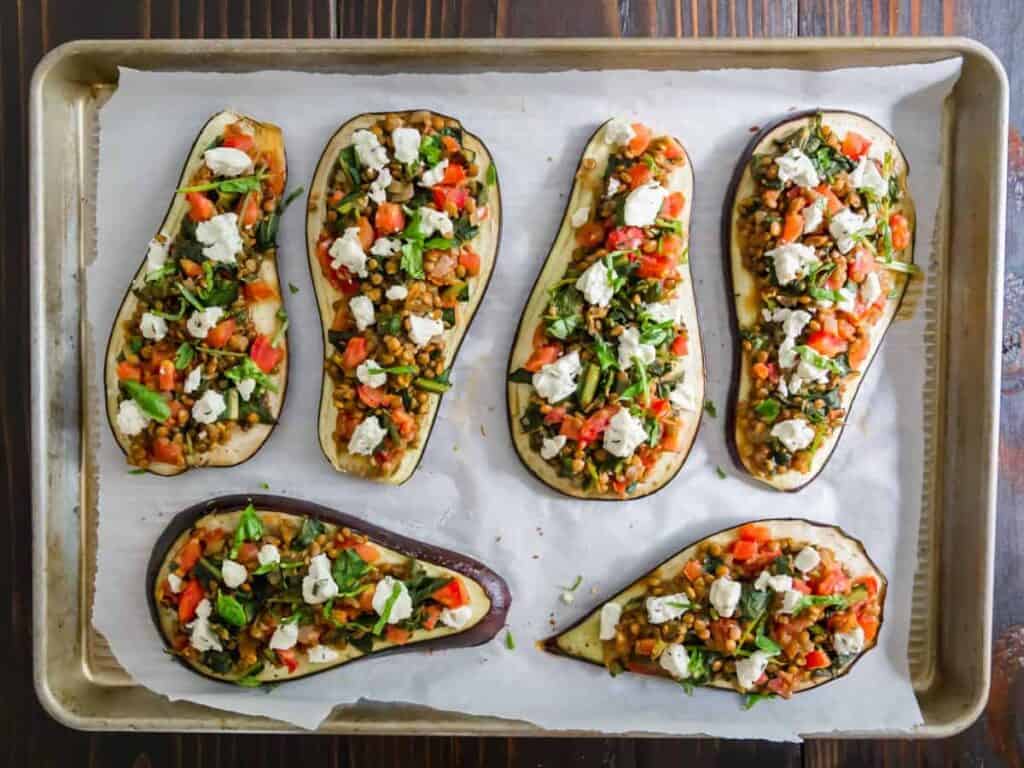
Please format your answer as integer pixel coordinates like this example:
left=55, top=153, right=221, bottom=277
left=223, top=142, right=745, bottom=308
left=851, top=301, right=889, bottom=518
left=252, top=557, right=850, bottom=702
left=92, top=59, right=961, bottom=737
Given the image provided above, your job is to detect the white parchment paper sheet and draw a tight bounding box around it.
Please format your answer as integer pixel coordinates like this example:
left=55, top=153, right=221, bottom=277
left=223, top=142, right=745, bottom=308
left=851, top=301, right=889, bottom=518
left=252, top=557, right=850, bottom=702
left=92, top=59, right=960, bottom=737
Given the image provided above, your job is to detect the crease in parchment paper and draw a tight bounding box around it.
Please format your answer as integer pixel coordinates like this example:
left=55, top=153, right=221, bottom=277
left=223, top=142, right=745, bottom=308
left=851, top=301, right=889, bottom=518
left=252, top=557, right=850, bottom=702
left=92, top=58, right=960, bottom=737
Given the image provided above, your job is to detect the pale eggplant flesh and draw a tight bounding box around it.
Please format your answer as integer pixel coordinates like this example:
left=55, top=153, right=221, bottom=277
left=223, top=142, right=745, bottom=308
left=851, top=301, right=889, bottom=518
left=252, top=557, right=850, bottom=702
left=724, top=110, right=916, bottom=491
left=148, top=495, right=511, bottom=685
left=506, top=119, right=705, bottom=501
left=104, top=111, right=290, bottom=476
left=542, top=518, right=886, bottom=701
left=307, top=111, right=501, bottom=485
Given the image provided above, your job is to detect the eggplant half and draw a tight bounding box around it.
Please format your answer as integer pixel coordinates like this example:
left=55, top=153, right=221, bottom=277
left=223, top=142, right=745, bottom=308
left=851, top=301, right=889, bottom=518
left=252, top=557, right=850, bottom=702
left=307, top=111, right=501, bottom=485
left=724, top=110, right=916, bottom=491
left=507, top=118, right=704, bottom=500
left=105, top=111, right=292, bottom=475
left=149, top=494, right=510, bottom=685
left=542, top=518, right=886, bottom=701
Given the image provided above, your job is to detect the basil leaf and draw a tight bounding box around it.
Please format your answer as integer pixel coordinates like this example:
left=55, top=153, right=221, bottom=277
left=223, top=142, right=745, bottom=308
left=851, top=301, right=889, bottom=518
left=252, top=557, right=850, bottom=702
left=755, top=631, right=782, bottom=656
left=331, top=549, right=370, bottom=595
left=400, top=241, right=425, bottom=279
left=338, top=146, right=361, bottom=186
left=174, top=343, right=195, bottom=371
left=754, top=398, right=781, bottom=423
left=292, top=516, right=325, bottom=550
left=224, top=357, right=278, bottom=396
left=419, top=135, right=442, bottom=166
left=232, top=503, right=263, bottom=556
left=216, top=592, right=248, bottom=627
left=508, top=368, right=533, bottom=384
left=486, top=163, right=497, bottom=185
left=372, top=582, right=403, bottom=636
left=423, top=236, right=456, bottom=250
left=121, top=380, right=170, bottom=422
left=592, top=335, right=617, bottom=370
left=739, top=584, right=769, bottom=621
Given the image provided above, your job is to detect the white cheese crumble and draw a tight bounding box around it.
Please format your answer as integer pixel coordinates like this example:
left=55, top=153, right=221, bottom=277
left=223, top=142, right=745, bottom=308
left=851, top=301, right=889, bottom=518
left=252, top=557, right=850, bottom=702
left=659, top=643, right=691, bottom=680
left=349, top=294, right=376, bottom=331
left=540, top=434, right=567, bottom=460
left=709, top=577, right=741, bottom=618
left=195, top=212, right=243, bottom=264
left=849, top=156, right=888, bottom=199
left=356, top=360, right=387, bottom=388
left=803, top=196, right=827, bottom=234
left=861, top=270, right=882, bottom=306
left=779, top=590, right=803, bottom=614
left=139, top=312, right=168, bottom=341
left=645, top=593, right=690, bottom=624
left=302, top=553, right=339, bottom=605
left=192, top=389, right=226, bottom=425
left=606, top=176, right=622, bottom=197
left=570, top=206, right=590, bottom=228
left=146, top=238, right=168, bottom=273
left=602, top=408, right=648, bottom=458
left=183, top=366, right=202, bottom=394
left=352, top=129, right=389, bottom=171
left=604, top=117, right=636, bottom=146
left=385, top=284, right=408, bottom=301
left=368, top=166, right=392, bottom=204
left=644, top=298, right=682, bottom=325
left=440, top=605, right=473, bottom=630
left=768, top=243, right=819, bottom=285
left=348, top=415, right=387, bottom=456
left=268, top=621, right=299, bottom=650
left=116, top=399, right=149, bottom=436
left=599, top=602, right=622, bottom=640
left=735, top=650, right=771, bottom=690
left=829, top=209, right=877, bottom=254
left=617, top=326, right=657, bottom=371
left=775, top=147, right=820, bottom=188
left=257, top=544, right=280, bottom=567
left=778, top=337, right=799, bottom=370
left=575, top=261, right=615, bottom=308
left=764, top=307, right=812, bottom=341
left=221, top=559, right=247, bottom=588
left=236, top=378, right=256, bottom=402
left=794, top=546, right=821, bottom=573
left=329, top=227, right=368, bottom=277
left=203, top=146, right=253, bottom=177
left=391, top=126, right=421, bottom=164
left=186, top=306, right=224, bottom=339
left=669, top=375, right=697, bottom=412
left=531, top=351, right=582, bottom=404
left=371, top=237, right=401, bottom=257
left=307, top=645, right=340, bottom=664
left=623, top=181, right=667, bottom=227
left=836, top=285, right=858, bottom=314
left=833, top=626, right=865, bottom=656
left=372, top=575, right=413, bottom=624
left=771, top=418, right=816, bottom=452
left=167, top=573, right=183, bottom=594
left=418, top=206, right=454, bottom=238
left=408, top=314, right=445, bottom=347
left=754, top=571, right=793, bottom=593
left=187, top=598, right=222, bottom=652
left=419, top=159, right=449, bottom=188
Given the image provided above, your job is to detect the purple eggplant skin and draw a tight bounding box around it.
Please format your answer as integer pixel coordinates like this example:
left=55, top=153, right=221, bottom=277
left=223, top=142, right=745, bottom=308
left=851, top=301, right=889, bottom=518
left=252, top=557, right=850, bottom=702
left=147, top=494, right=511, bottom=685
left=540, top=517, right=887, bottom=697
left=722, top=109, right=916, bottom=492
left=504, top=122, right=706, bottom=502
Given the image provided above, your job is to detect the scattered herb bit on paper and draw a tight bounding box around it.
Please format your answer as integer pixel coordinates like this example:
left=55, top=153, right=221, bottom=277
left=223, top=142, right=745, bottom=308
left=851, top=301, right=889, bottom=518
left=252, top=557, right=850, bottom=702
left=704, top=399, right=718, bottom=418
left=715, top=466, right=727, bottom=479
left=504, top=629, right=516, bottom=651
left=128, top=468, right=146, bottom=475
left=260, top=482, right=270, bottom=490
left=288, top=282, right=300, bottom=294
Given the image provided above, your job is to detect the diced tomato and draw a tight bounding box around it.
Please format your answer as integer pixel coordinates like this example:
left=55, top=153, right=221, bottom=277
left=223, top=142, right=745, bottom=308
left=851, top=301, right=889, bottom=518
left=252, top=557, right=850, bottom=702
left=836, top=318, right=857, bottom=341
left=575, top=221, right=605, bottom=248
left=177, top=537, right=202, bottom=572
left=117, top=361, right=142, bottom=381
left=358, top=384, right=389, bottom=409
left=433, top=185, right=468, bottom=211
left=805, top=330, right=848, bottom=357
left=853, top=575, right=879, bottom=598
left=151, top=437, right=184, bottom=466
left=612, top=478, right=629, bottom=496
left=355, top=216, right=375, bottom=250
left=626, top=163, right=653, bottom=189
left=738, top=523, right=771, bottom=543
left=221, top=132, right=255, bottom=153
left=780, top=213, right=804, bottom=243
left=849, top=247, right=876, bottom=283
left=848, top=336, right=870, bottom=370
left=804, top=650, right=831, bottom=669
left=157, top=359, right=176, bottom=391
left=423, top=604, right=443, bottom=630
left=342, top=336, right=368, bottom=369
left=531, top=322, right=549, bottom=350
left=374, top=202, right=405, bottom=235
left=179, top=258, right=203, bottom=278
left=385, top=625, right=412, bottom=645
left=579, top=407, right=616, bottom=442
left=633, top=637, right=658, bottom=657
left=358, top=585, right=376, bottom=613
left=244, top=280, right=277, bottom=302
left=660, top=233, right=684, bottom=260
left=815, top=567, right=852, bottom=596
left=661, top=191, right=685, bottom=219
left=889, top=213, right=911, bottom=251
left=236, top=541, right=260, bottom=565
left=432, top=577, right=471, bottom=609
left=683, top=559, right=704, bottom=582
left=858, top=614, right=880, bottom=643
left=767, top=676, right=792, bottom=697
left=389, top=407, right=417, bottom=439
left=670, top=333, right=688, bottom=357
left=659, top=420, right=682, bottom=452
left=240, top=193, right=261, bottom=228
left=648, top=398, right=670, bottom=419
left=627, top=123, right=652, bottom=156
left=605, top=226, right=645, bottom=252
left=177, top=579, right=204, bottom=623
left=751, top=362, right=777, bottom=381
left=441, top=135, right=460, bottom=154
left=662, top=137, right=685, bottom=161
left=275, top=648, right=298, bottom=673
left=459, top=247, right=481, bottom=277
left=441, top=163, right=467, bottom=186
left=205, top=318, right=236, bottom=349
left=544, top=406, right=566, bottom=425
left=186, top=192, right=215, bottom=222
left=559, top=415, right=583, bottom=440
left=524, top=345, right=561, bottom=373
left=250, top=334, right=283, bottom=374
left=731, top=539, right=758, bottom=561
left=791, top=578, right=811, bottom=594
left=352, top=542, right=379, bottom=563
left=813, top=184, right=844, bottom=216
left=636, top=253, right=674, bottom=280
left=841, top=131, right=872, bottom=160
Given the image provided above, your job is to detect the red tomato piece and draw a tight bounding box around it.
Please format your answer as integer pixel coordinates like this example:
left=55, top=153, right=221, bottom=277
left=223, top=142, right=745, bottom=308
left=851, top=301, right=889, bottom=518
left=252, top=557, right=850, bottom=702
left=889, top=213, right=911, bottom=251
left=342, top=336, right=368, bottom=369
left=441, top=163, right=467, bottom=186
left=275, top=648, right=298, bottom=673
left=579, top=407, right=616, bottom=442
left=670, top=333, right=689, bottom=357
left=849, top=247, right=877, bottom=283
left=385, top=626, right=412, bottom=645
left=841, top=131, right=872, bottom=160
left=357, top=385, right=389, bottom=408
left=605, top=226, right=645, bottom=252
left=177, top=537, right=202, bottom=572
left=250, top=334, right=283, bottom=374
left=636, top=253, right=674, bottom=280
left=186, top=192, right=215, bottom=222
left=626, top=163, right=653, bottom=189
left=544, top=407, right=566, bottom=425
left=559, top=415, right=583, bottom=440
left=523, top=345, right=561, bottom=373
left=432, top=185, right=468, bottom=211
left=731, top=539, right=758, bottom=561
left=805, top=330, right=848, bottom=357
left=117, top=361, right=142, bottom=381
left=661, top=191, right=686, bottom=219
left=432, top=577, right=471, bottom=609
left=662, top=138, right=685, bottom=161
left=683, top=559, right=704, bottom=582
left=205, top=318, right=236, bottom=349
left=780, top=213, right=804, bottom=243
left=459, top=247, right=481, bottom=277
left=575, top=221, right=606, bottom=248
left=157, top=359, right=176, bottom=391
left=804, top=650, right=831, bottom=669
left=627, top=123, right=652, bottom=156
left=177, top=580, right=204, bottom=623
left=738, top=523, right=771, bottom=543
left=374, top=202, right=406, bottom=235
left=815, top=567, right=852, bottom=596
left=151, top=437, right=184, bottom=466
left=221, top=132, right=255, bottom=153
left=243, top=280, right=277, bottom=302
left=239, top=193, right=261, bottom=228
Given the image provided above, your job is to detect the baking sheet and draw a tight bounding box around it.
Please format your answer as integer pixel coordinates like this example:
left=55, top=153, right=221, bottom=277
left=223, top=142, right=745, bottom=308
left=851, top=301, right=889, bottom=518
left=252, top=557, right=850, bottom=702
left=91, top=59, right=960, bottom=738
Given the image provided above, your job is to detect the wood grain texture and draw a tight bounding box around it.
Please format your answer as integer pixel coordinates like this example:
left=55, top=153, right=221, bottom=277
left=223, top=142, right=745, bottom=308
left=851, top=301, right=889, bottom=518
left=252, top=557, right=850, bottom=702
left=4, top=0, right=1021, bottom=766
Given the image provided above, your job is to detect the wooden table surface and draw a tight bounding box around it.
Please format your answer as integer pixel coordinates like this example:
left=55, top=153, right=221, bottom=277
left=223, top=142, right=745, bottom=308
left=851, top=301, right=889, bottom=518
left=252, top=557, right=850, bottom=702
left=3, top=0, right=1021, bottom=765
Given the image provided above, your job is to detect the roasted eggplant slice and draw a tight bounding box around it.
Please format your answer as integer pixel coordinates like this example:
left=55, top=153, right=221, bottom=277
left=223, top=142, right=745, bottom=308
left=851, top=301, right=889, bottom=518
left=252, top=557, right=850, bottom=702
left=307, top=111, right=501, bottom=484
left=149, top=495, right=510, bottom=685
left=542, top=518, right=885, bottom=701
left=507, top=118, right=704, bottom=500
left=105, top=111, right=292, bottom=475
left=725, top=110, right=916, bottom=491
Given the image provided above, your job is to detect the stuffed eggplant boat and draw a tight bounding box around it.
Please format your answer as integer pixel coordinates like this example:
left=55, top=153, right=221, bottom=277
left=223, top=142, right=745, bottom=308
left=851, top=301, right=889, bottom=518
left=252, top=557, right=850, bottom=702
left=543, top=519, right=885, bottom=703
left=307, top=111, right=500, bottom=484
left=725, top=111, right=916, bottom=491
left=150, top=495, right=510, bottom=685
left=105, top=111, right=298, bottom=475
left=507, top=118, right=704, bottom=500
